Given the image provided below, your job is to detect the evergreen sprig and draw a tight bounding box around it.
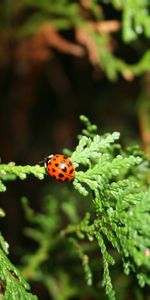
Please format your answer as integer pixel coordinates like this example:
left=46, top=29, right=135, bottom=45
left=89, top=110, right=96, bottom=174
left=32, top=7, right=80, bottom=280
left=0, top=244, right=37, bottom=300
left=0, top=116, right=150, bottom=299
left=0, top=163, right=45, bottom=192
left=65, top=115, right=150, bottom=299
left=0, top=193, right=38, bottom=299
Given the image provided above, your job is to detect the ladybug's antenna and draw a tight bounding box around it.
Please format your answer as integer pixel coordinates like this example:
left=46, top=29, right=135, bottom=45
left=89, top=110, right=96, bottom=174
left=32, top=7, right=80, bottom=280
left=38, top=154, right=53, bottom=165
left=38, top=159, right=46, bottom=165
left=38, top=154, right=53, bottom=166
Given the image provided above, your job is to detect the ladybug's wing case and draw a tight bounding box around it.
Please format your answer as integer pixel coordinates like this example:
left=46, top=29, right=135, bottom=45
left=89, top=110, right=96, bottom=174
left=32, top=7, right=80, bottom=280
left=65, top=158, right=75, bottom=178
left=57, top=157, right=75, bottom=181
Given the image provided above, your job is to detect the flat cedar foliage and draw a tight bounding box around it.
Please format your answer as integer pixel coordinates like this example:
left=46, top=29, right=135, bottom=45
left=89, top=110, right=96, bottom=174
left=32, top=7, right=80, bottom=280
left=0, top=0, right=150, bottom=300
left=0, top=115, right=150, bottom=299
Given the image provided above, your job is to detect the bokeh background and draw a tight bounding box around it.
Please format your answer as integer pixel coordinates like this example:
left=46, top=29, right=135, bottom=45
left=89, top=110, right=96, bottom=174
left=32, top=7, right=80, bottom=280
left=0, top=1, right=150, bottom=299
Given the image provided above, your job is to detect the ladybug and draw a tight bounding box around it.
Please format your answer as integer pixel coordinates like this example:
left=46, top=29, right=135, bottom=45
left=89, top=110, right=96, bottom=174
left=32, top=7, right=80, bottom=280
left=44, top=154, right=75, bottom=182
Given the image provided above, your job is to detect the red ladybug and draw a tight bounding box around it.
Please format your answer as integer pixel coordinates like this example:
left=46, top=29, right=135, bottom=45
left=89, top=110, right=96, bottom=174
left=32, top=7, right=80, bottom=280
left=44, top=154, right=75, bottom=182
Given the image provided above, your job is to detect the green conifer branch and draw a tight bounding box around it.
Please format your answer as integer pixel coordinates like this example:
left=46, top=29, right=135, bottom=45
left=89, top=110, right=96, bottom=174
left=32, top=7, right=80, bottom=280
left=0, top=164, right=45, bottom=192
left=0, top=116, right=150, bottom=299
left=64, top=116, right=150, bottom=298
left=68, top=237, right=93, bottom=287
left=0, top=247, right=38, bottom=300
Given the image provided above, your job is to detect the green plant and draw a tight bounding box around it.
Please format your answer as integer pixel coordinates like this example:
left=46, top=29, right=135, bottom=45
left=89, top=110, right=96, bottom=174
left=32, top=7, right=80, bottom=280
left=0, top=115, right=150, bottom=299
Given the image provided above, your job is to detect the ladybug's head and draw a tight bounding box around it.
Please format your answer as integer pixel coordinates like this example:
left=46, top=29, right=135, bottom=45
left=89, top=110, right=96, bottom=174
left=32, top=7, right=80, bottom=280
left=44, top=154, right=54, bottom=168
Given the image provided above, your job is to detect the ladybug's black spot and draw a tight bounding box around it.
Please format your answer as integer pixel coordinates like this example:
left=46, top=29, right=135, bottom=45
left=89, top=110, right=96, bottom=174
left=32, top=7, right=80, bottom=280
left=53, top=158, right=56, bottom=161
left=52, top=168, right=56, bottom=173
left=64, top=177, right=69, bottom=182
left=69, top=168, right=74, bottom=174
left=61, top=165, right=67, bottom=172
left=68, top=161, right=72, bottom=166
left=63, top=156, right=67, bottom=159
left=58, top=173, right=64, bottom=178
left=55, top=155, right=59, bottom=157
left=55, top=163, right=59, bottom=167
